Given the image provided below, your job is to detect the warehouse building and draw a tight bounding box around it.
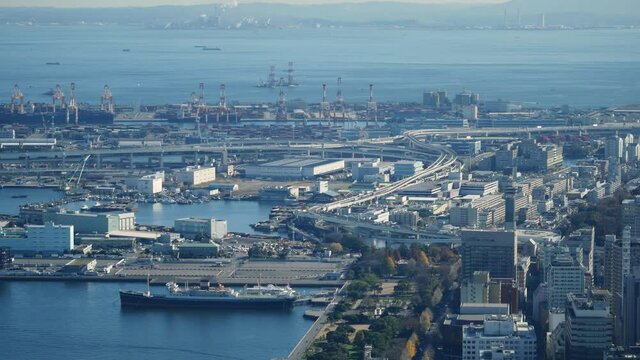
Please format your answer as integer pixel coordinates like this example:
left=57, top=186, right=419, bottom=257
left=244, top=158, right=345, bottom=179
left=44, top=210, right=135, bottom=234
left=176, top=166, right=216, bottom=186
left=0, top=222, right=74, bottom=255
left=174, top=218, right=227, bottom=240
left=177, top=242, right=219, bottom=258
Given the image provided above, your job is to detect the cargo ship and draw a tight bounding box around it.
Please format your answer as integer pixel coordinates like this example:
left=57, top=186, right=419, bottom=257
left=119, top=279, right=297, bottom=309
left=0, top=104, right=114, bottom=127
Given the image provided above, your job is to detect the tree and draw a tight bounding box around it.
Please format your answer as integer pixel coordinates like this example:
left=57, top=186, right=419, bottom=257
left=346, top=280, right=370, bottom=299
left=416, top=251, right=431, bottom=266
left=383, top=256, right=396, bottom=276
left=328, top=242, right=344, bottom=254
left=419, top=308, right=433, bottom=332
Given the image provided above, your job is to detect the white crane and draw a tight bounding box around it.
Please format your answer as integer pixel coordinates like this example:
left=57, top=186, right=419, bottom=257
left=65, top=155, right=92, bottom=190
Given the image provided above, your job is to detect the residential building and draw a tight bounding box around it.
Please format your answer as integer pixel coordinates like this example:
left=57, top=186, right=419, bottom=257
left=450, top=194, right=505, bottom=228
left=605, top=136, right=625, bottom=161
left=564, top=227, right=595, bottom=278
left=459, top=181, right=499, bottom=196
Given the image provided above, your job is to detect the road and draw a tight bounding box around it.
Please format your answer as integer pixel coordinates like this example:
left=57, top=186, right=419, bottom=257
left=287, top=281, right=349, bottom=360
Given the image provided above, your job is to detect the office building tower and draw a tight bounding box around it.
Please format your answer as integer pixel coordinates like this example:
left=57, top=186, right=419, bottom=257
left=565, top=291, right=614, bottom=360
left=462, top=314, right=536, bottom=360
left=547, top=254, right=586, bottom=309
left=461, top=230, right=517, bottom=280
left=624, top=267, right=640, bottom=348
left=623, top=196, right=640, bottom=240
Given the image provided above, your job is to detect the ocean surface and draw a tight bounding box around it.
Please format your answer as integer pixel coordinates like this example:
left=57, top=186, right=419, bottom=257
left=0, top=281, right=316, bottom=360
left=0, top=25, right=639, bottom=107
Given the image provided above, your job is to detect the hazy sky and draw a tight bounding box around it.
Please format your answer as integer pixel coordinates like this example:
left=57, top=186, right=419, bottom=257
left=0, top=0, right=504, bottom=7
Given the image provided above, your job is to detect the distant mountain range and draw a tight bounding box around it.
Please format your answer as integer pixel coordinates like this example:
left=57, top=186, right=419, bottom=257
left=1, top=0, right=638, bottom=28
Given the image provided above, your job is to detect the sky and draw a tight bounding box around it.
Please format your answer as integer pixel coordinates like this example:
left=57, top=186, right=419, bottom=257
left=0, top=0, right=504, bottom=7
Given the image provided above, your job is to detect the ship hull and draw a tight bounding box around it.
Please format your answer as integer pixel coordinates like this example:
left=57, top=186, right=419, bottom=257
left=119, top=291, right=295, bottom=310
left=0, top=109, right=114, bottom=126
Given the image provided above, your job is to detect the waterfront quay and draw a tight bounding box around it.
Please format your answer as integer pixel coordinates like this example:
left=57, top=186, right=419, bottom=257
left=4, top=256, right=351, bottom=287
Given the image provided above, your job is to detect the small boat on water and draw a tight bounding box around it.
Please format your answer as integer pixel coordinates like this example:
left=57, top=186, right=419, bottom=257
left=11, top=195, right=28, bottom=199
left=45, top=62, right=61, bottom=65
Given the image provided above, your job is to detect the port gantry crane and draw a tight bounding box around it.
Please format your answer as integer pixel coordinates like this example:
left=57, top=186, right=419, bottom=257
left=275, top=78, right=288, bottom=121
left=287, top=61, right=297, bottom=87
left=217, top=83, right=229, bottom=123
left=52, top=84, right=66, bottom=113
left=320, top=83, right=331, bottom=127
left=10, top=84, right=25, bottom=114
left=67, top=82, right=79, bottom=126
left=332, top=77, right=346, bottom=123
left=100, top=84, right=114, bottom=114
left=366, top=84, right=378, bottom=128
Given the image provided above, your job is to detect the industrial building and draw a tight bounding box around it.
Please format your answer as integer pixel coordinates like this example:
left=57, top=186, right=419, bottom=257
left=0, top=247, right=12, bottom=269
left=0, top=222, right=74, bottom=255
left=351, top=160, right=387, bottom=182
left=174, top=218, right=227, bottom=240
left=44, top=210, right=135, bottom=234
left=244, top=158, right=345, bottom=179
left=176, top=166, right=216, bottom=186
left=393, top=160, right=423, bottom=179
left=177, top=242, right=219, bottom=258
left=135, top=172, right=164, bottom=194
left=60, top=259, right=97, bottom=274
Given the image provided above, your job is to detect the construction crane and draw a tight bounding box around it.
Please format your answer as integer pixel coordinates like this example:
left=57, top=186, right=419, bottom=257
left=52, top=84, right=66, bottom=112
left=67, top=82, right=79, bottom=126
left=276, top=78, right=288, bottom=121
left=65, top=155, right=92, bottom=190
left=11, top=84, right=25, bottom=114
left=100, top=84, right=114, bottom=114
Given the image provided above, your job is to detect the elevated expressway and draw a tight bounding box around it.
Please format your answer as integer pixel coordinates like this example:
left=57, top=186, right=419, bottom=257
left=296, top=130, right=461, bottom=245
left=293, top=122, right=640, bottom=244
